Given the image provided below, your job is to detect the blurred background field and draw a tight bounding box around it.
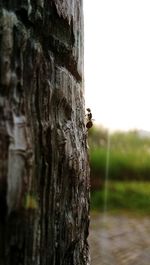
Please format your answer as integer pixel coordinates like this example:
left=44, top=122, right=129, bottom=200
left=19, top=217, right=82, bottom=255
left=88, top=126, right=150, bottom=215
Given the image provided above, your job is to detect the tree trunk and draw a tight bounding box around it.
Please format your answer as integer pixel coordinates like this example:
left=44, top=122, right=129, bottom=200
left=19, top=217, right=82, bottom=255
left=0, top=1, right=90, bottom=265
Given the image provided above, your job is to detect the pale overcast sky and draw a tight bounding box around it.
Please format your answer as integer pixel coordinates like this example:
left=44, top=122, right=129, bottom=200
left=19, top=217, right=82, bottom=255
left=84, top=0, right=150, bottom=131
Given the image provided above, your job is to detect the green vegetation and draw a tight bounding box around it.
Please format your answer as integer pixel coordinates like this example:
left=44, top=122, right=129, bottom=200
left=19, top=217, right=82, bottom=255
left=89, top=126, right=150, bottom=214
left=89, top=126, right=150, bottom=181
left=91, top=181, right=150, bottom=214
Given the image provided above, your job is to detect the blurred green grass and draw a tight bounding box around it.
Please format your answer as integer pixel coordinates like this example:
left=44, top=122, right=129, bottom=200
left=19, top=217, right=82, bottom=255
left=89, top=127, right=150, bottom=181
left=89, top=126, right=150, bottom=214
left=90, top=148, right=150, bottom=181
left=91, top=181, right=150, bottom=214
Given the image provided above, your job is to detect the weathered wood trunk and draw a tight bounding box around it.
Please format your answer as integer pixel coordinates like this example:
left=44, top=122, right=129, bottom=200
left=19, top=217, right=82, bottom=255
left=0, top=1, right=90, bottom=264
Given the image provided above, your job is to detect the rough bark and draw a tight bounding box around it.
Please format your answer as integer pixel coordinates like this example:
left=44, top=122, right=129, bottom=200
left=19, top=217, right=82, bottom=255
left=0, top=1, right=90, bottom=265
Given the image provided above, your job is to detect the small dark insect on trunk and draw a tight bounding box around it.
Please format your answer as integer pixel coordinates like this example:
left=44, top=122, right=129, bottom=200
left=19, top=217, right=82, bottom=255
left=0, top=1, right=90, bottom=265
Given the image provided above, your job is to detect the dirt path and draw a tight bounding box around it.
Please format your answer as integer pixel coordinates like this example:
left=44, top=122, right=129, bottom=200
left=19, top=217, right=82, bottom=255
left=89, top=213, right=150, bottom=265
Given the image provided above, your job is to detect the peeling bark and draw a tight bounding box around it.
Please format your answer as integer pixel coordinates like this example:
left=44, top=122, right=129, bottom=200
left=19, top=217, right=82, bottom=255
left=0, top=1, right=90, bottom=265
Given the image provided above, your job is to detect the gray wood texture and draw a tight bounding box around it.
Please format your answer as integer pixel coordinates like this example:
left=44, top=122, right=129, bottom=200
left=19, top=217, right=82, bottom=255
left=0, top=1, right=90, bottom=264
